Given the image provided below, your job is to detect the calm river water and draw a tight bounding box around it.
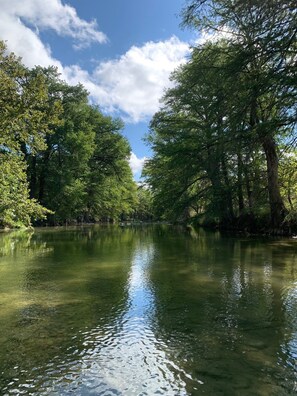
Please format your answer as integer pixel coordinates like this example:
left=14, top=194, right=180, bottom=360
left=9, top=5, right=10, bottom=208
left=0, top=225, right=296, bottom=395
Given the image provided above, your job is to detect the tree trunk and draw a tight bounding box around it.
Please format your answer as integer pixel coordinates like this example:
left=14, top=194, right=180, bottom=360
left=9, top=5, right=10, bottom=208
left=237, top=152, right=244, bottom=215
left=221, top=155, right=234, bottom=220
left=206, top=147, right=224, bottom=219
left=39, top=148, right=51, bottom=203
left=29, top=156, right=37, bottom=199
left=262, top=136, right=287, bottom=228
left=243, top=156, right=254, bottom=214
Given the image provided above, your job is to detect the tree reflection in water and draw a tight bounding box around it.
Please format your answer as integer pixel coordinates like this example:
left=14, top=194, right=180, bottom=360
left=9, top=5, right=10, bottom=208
left=0, top=226, right=296, bottom=395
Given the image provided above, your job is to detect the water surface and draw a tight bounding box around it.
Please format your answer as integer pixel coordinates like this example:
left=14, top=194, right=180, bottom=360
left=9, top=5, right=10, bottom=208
left=0, top=225, right=296, bottom=395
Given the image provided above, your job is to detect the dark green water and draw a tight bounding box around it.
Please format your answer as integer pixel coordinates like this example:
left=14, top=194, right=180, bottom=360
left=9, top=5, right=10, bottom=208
left=0, top=225, right=296, bottom=395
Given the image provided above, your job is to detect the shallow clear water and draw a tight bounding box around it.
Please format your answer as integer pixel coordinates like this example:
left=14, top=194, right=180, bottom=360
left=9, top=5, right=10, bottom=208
left=0, top=225, right=296, bottom=395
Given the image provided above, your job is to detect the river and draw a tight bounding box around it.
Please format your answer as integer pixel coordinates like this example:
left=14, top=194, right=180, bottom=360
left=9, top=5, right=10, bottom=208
left=0, top=225, right=296, bottom=395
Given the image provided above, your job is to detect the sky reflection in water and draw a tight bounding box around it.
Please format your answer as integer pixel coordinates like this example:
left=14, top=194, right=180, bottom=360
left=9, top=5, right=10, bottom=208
left=0, top=226, right=296, bottom=395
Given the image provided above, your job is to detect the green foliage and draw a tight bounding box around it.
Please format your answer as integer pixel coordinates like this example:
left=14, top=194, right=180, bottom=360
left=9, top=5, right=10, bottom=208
left=29, top=70, right=137, bottom=225
left=144, top=0, right=297, bottom=231
left=132, top=186, right=154, bottom=221
left=0, top=153, right=50, bottom=228
left=0, top=45, right=62, bottom=154
left=279, top=150, right=297, bottom=215
left=0, top=42, right=58, bottom=228
left=282, top=156, right=297, bottom=231
left=0, top=42, right=137, bottom=228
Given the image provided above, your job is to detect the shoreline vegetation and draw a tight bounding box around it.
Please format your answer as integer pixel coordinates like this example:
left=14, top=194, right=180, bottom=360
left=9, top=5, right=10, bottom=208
left=1, top=222, right=296, bottom=239
left=1, top=1, right=296, bottom=236
left=0, top=41, right=153, bottom=230
left=143, top=0, right=297, bottom=236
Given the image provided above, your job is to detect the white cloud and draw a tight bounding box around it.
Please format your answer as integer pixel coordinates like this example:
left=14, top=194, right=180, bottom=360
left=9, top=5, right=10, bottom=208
left=0, top=0, right=106, bottom=63
left=63, top=37, right=190, bottom=122
left=0, top=13, right=62, bottom=69
left=91, top=37, right=190, bottom=122
left=129, top=153, right=147, bottom=177
left=0, top=2, right=190, bottom=122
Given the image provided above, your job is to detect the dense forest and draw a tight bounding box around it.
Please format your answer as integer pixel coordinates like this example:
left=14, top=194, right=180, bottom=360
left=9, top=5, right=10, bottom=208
left=144, top=0, right=297, bottom=233
left=1, top=0, right=296, bottom=233
left=0, top=41, right=153, bottom=228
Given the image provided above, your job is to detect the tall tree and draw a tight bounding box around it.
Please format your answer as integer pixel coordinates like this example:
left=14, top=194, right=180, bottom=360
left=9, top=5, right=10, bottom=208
left=182, top=0, right=297, bottom=227
left=24, top=67, right=137, bottom=225
left=145, top=42, right=255, bottom=225
left=0, top=42, right=61, bottom=227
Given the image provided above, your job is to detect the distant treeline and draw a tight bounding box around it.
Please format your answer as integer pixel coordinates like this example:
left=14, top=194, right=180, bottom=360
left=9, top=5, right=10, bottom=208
left=0, top=41, right=152, bottom=228
left=144, top=0, right=297, bottom=233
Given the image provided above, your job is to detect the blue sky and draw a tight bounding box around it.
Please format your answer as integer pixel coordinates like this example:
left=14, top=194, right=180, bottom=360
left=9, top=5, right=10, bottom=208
left=1, top=0, right=196, bottom=179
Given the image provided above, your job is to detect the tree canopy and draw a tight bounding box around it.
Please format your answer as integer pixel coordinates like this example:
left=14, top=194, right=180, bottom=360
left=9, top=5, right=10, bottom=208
left=0, top=42, right=138, bottom=228
left=144, top=0, right=297, bottom=232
